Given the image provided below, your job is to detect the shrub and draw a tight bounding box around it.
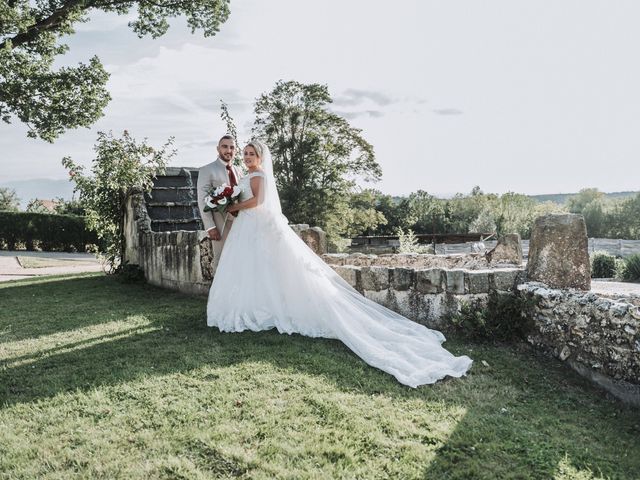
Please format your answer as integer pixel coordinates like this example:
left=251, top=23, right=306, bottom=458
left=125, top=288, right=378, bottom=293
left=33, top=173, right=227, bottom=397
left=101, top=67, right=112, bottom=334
left=615, top=258, right=627, bottom=280
left=62, top=130, right=175, bottom=271
left=0, top=211, right=99, bottom=252
left=0, top=187, right=20, bottom=211
left=451, top=292, right=536, bottom=341
left=590, top=251, right=616, bottom=278
left=620, top=254, right=640, bottom=282
left=396, top=228, right=433, bottom=254
left=115, top=263, right=145, bottom=283
left=328, top=237, right=352, bottom=253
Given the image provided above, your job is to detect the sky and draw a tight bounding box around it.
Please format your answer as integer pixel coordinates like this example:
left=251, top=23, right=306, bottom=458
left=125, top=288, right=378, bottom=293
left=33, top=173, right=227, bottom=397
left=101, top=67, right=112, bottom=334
left=1, top=0, right=639, bottom=197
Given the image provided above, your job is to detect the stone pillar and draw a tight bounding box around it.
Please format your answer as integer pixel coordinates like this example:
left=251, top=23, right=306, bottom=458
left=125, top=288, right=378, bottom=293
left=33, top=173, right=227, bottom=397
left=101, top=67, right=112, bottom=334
left=486, top=233, right=523, bottom=265
left=199, top=237, right=214, bottom=281
left=298, top=226, right=328, bottom=255
left=527, top=214, right=591, bottom=290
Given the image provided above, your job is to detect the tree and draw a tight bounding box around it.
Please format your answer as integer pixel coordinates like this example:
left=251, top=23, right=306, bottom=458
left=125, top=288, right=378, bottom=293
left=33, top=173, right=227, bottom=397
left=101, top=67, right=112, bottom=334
left=493, top=192, right=537, bottom=238
left=606, top=193, right=640, bottom=239
left=1, top=0, right=230, bottom=141
left=219, top=100, right=243, bottom=167
left=54, top=197, right=86, bottom=216
left=328, top=188, right=387, bottom=238
left=62, top=130, right=175, bottom=270
left=469, top=207, right=496, bottom=234
left=252, top=80, right=382, bottom=239
left=619, top=193, right=640, bottom=239
left=26, top=199, right=51, bottom=213
left=372, top=193, right=414, bottom=235
left=0, top=187, right=20, bottom=211
left=532, top=200, right=566, bottom=218
left=408, top=190, right=447, bottom=234
left=446, top=186, right=496, bottom=234
left=567, top=188, right=605, bottom=213
left=567, top=188, right=608, bottom=237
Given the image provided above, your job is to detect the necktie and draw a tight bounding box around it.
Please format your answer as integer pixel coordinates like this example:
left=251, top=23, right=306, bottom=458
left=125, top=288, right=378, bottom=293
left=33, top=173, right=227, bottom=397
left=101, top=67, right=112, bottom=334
left=226, top=164, right=238, bottom=187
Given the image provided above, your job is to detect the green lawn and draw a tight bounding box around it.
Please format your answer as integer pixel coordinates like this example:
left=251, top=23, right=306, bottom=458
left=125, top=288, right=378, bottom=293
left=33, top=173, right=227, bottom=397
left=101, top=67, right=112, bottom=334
left=0, top=274, right=638, bottom=479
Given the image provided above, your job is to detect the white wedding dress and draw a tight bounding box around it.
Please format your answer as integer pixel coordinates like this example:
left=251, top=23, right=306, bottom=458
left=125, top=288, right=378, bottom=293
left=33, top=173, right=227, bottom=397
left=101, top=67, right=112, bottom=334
left=207, top=151, right=472, bottom=387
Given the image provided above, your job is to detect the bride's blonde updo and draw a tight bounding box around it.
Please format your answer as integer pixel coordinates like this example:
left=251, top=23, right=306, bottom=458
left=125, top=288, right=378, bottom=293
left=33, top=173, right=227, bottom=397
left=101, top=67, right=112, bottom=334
left=246, top=140, right=264, bottom=159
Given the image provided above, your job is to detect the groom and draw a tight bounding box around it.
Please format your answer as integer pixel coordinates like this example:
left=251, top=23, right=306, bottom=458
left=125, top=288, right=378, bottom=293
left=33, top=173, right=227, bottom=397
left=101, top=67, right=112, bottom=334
left=197, top=135, right=243, bottom=274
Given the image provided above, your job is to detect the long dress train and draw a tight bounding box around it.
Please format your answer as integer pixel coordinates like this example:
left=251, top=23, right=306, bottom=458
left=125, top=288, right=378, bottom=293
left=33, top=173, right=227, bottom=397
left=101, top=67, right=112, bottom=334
left=207, top=172, right=472, bottom=387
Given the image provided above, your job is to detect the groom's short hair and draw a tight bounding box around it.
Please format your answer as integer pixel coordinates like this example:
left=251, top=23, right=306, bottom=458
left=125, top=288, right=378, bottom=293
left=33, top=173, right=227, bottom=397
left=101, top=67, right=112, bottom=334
left=219, top=134, right=234, bottom=145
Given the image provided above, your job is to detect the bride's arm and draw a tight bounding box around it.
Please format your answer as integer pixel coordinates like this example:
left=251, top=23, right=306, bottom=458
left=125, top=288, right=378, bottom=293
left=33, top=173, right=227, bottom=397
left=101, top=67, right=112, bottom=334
left=227, top=177, right=263, bottom=213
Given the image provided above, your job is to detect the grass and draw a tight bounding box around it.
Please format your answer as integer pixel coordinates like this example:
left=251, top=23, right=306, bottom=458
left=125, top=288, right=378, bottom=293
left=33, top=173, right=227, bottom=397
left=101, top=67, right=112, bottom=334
left=15, top=256, right=95, bottom=269
left=0, top=274, right=639, bottom=479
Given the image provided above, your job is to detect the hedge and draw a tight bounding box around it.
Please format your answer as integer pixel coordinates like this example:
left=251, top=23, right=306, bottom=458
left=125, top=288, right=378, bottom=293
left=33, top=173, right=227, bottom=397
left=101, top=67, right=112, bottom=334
left=0, top=211, right=100, bottom=252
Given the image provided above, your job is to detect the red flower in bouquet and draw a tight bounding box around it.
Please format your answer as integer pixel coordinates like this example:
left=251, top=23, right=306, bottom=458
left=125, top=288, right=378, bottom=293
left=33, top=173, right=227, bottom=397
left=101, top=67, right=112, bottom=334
left=204, top=183, right=242, bottom=213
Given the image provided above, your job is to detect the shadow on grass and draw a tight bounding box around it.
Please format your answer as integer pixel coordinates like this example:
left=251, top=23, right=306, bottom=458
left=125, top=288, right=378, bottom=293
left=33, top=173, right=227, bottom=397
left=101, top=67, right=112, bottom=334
left=1, top=275, right=639, bottom=479
left=419, top=342, right=640, bottom=479
left=0, top=273, right=180, bottom=343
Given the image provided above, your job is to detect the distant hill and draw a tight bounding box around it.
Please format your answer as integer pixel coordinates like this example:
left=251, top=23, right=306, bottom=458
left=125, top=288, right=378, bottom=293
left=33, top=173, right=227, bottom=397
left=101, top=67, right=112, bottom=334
left=2, top=179, right=638, bottom=210
left=529, top=191, right=639, bottom=204
left=0, top=179, right=75, bottom=210
left=390, top=191, right=639, bottom=204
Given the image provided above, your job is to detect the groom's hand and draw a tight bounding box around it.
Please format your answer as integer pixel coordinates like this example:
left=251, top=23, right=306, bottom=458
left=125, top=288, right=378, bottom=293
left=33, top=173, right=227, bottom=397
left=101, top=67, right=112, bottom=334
left=208, top=228, right=221, bottom=241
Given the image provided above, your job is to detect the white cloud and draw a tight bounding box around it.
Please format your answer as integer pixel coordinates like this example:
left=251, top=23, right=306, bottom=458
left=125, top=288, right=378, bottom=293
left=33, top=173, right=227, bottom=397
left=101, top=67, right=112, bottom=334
left=3, top=0, right=640, bottom=197
left=334, top=89, right=395, bottom=107
left=74, top=10, right=136, bottom=33
left=433, top=108, right=463, bottom=116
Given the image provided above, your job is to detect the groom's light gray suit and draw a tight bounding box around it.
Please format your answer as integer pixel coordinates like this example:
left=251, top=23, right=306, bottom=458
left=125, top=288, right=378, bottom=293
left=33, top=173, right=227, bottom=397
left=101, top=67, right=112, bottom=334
left=197, top=158, right=243, bottom=273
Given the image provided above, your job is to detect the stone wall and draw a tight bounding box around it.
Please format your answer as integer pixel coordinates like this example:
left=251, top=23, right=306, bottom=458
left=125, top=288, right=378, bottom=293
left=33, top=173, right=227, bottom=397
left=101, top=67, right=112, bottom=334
left=519, top=282, right=640, bottom=406
left=124, top=196, right=639, bottom=406
left=323, top=252, right=520, bottom=271
left=124, top=192, right=211, bottom=295
left=124, top=192, right=327, bottom=295
left=327, top=259, right=525, bottom=329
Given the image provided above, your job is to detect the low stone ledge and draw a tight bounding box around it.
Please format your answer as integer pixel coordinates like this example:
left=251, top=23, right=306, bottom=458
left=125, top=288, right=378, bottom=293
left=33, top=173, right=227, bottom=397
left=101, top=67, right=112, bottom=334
left=392, top=268, right=414, bottom=291
left=328, top=265, right=525, bottom=298
left=490, top=269, right=522, bottom=292
left=326, top=264, right=525, bottom=330
left=323, top=253, right=349, bottom=266
left=415, top=269, right=445, bottom=294
left=519, top=281, right=640, bottom=406
left=466, top=271, right=490, bottom=294
left=321, top=251, right=521, bottom=270
left=138, top=230, right=209, bottom=296
left=568, top=359, right=640, bottom=408
left=333, top=265, right=361, bottom=290
left=446, top=269, right=466, bottom=294
left=360, top=266, right=390, bottom=291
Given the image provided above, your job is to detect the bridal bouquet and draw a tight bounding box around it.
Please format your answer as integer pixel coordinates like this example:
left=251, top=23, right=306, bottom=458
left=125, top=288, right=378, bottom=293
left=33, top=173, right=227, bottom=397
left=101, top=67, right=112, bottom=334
left=204, top=183, right=242, bottom=213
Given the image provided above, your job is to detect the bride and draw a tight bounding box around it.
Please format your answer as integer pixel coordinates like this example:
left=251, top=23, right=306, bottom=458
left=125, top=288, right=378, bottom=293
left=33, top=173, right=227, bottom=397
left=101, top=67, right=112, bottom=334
left=206, top=140, right=472, bottom=387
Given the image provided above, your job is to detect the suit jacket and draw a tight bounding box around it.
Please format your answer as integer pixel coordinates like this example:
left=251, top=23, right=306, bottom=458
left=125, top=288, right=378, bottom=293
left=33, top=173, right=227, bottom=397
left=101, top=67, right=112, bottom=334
left=197, top=158, right=243, bottom=236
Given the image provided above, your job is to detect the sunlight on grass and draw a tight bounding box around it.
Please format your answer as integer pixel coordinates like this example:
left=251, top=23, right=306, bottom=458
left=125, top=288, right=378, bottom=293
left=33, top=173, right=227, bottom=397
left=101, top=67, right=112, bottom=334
left=0, top=316, right=157, bottom=368
left=554, top=454, right=606, bottom=480
left=1, top=360, right=468, bottom=479
left=1, top=273, right=639, bottom=479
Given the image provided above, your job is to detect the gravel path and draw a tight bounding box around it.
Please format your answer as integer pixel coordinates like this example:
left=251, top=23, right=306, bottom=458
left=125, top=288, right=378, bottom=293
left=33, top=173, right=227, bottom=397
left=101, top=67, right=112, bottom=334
left=2, top=250, right=639, bottom=295
left=590, top=280, right=640, bottom=296
left=0, top=251, right=103, bottom=282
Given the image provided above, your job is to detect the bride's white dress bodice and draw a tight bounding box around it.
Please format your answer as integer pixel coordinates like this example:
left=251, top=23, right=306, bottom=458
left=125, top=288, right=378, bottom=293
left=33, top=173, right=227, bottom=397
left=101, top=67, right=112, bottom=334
left=238, top=171, right=264, bottom=202
left=235, top=172, right=266, bottom=221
